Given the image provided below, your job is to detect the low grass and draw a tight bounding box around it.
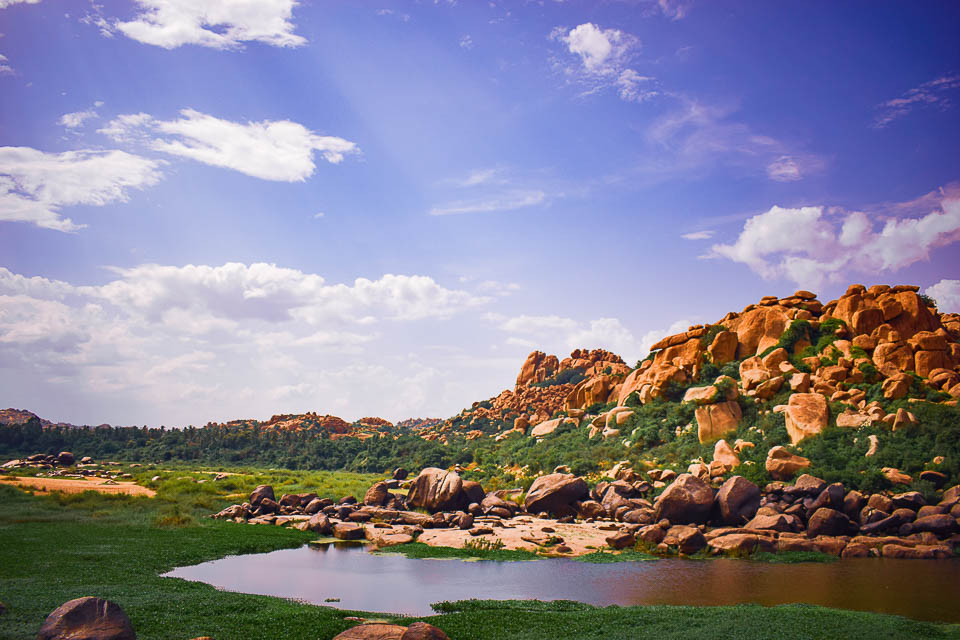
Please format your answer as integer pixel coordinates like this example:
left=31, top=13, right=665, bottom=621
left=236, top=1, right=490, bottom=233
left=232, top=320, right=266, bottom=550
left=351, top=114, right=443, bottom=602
left=376, top=541, right=541, bottom=562
left=2, top=474, right=959, bottom=639
left=575, top=549, right=659, bottom=563
left=749, top=551, right=839, bottom=564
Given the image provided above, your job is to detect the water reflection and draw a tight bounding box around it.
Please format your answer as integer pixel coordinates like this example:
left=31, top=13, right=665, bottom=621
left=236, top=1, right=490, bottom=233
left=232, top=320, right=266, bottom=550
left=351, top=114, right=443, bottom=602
left=162, top=544, right=960, bottom=621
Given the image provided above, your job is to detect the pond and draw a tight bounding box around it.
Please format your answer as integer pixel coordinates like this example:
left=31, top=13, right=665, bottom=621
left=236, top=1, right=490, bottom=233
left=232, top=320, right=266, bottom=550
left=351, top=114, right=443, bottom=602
left=163, top=543, right=960, bottom=622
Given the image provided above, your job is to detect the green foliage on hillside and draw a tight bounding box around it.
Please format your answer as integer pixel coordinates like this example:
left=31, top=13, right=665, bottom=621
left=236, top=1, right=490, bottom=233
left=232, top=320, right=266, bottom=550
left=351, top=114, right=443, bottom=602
left=531, top=368, right=586, bottom=388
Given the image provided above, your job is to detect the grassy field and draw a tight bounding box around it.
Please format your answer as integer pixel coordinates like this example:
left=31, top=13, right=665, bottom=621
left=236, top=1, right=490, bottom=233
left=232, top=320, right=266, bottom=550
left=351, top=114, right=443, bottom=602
left=1, top=466, right=959, bottom=640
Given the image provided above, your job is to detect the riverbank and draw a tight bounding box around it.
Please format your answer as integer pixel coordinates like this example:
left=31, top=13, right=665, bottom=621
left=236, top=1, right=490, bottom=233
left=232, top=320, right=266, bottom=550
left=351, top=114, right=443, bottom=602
left=2, top=483, right=960, bottom=639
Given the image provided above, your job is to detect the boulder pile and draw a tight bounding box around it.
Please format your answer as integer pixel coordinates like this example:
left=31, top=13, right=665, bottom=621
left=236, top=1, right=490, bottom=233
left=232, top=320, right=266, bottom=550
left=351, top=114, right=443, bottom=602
left=214, top=466, right=960, bottom=560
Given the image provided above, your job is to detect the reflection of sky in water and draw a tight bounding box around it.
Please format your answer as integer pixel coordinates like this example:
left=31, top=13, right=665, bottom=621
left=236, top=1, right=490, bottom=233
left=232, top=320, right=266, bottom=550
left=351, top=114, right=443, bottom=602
left=163, top=544, right=960, bottom=621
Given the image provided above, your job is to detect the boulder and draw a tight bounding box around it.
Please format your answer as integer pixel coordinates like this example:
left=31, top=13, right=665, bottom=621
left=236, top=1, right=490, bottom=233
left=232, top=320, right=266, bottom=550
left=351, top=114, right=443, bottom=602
left=524, top=474, right=589, bottom=517
left=37, top=597, right=135, bottom=640
left=745, top=513, right=801, bottom=532
left=807, top=508, right=853, bottom=537
left=406, top=468, right=465, bottom=512
left=605, top=531, right=636, bottom=550
left=393, top=468, right=409, bottom=481
left=461, top=480, right=486, bottom=506
left=784, top=393, right=829, bottom=444
left=57, top=451, right=75, bottom=466
left=708, top=330, right=738, bottom=365
left=712, top=439, right=740, bottom=471
left=332, top=624, right=409, bottom=640
left=364, top=482, right=392, bottom=507
left=715, top=476, right=760, bottom=526
left=765, top=446, right=811, bottom=481
left=307, top=513, right=333, bottom=535
left=695, top=401, right=742, bottom=443
left=333, top=523, right=365, bottom=540
left=250, top=485, right=275, bottom=506
left=401, top=622, right=451, bottom=640
left=654, top=473, right=714, bottom=525
left=683, top=385, right=720, bottom=405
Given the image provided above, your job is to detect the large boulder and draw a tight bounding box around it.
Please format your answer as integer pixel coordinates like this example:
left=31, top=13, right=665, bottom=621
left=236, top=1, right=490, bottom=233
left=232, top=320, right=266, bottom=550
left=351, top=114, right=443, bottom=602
left=695, top=401, right=742, bottom=443
left=807, top=508, right=854, bottom=537
left=332, top=624, right=409, bottom=640
left=250, top=485, right=275, bottom=506
left=406, top=468, right=465, bottom=512
left=715, top=476, right=760, bottom=525
left=364, top=482, right=392, bottom=507
left=401, top=622, right=451, bottom=640
left=784, top=393, right=829, bottom=444
left=461, top=480, right=486, bottom=506
left=38, top=597, right=136, bottom=640
left=57, top=451, right=75, bottom=466
left=765, top=446, right=810, bottom=481
left=524, top=473, right=589, bottom=517
left=654, top=473, right=714, bottom=525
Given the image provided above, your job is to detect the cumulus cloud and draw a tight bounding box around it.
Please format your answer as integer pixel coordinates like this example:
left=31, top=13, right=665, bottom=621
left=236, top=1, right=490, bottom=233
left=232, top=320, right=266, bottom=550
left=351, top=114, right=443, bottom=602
left=100, top=109, right=357, bottom=181
left=111, top=0, right=306, bottom=49
left=496, top=314, right=650, bottom=364
left=706, top=186, right=960, bottom=288
left=550, top=23, right=657, bottom=103
left=430, top=189, right=545, bottom=216
left=925, top=279, right=960, bottom=314
left=0, top=263, right=494, bottom=423
left=0, top=146, right=164, bottom=231
left=873, top=74, right=960, bottom=129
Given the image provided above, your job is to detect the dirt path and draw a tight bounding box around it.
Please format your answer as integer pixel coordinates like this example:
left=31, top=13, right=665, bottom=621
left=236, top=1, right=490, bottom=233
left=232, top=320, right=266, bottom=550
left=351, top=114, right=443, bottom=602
left=0, top=475, right=156, bottom=497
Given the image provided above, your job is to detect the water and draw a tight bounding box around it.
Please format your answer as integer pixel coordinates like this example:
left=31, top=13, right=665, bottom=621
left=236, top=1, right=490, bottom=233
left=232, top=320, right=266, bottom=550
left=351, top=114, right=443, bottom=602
left=163, top=543, right=960, bottom=621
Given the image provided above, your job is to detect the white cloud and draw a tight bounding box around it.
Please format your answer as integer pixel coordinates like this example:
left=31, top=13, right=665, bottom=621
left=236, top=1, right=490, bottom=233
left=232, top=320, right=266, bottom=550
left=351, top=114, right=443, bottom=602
left=112, top=0, right=306, bottom=50
left=476, top=280, right=521, bottom=296
left=377, top=8, right=410, bottom=22
left=0, top=53, right=13, bottom=75
left=100, top=109, right=357, bottom=181
left=313, top=212, right=325, bottom=219
left=766, top=155, right=802, bottom=182
left=0, top=0, right=41, bottom=7
left=550, top=23, right=656, bottom=103
left=58, top=102, right=104, bottom=129
left=681, top=230, right=713, bottom=240
left=644, top=98, right=822, bottom=182
left=707, top=187, right=960, bottom=288
left=430, top=189, right=545, bottom=215
left=0, top=146, right=164, bottom=232
left=925, top=279, right=960, bottom=314
left=657, top=0, right=692, bottom=20
left=496, top=314, right=651, bottom=364
left=873, top=74, right=960, bottom=129
left=637, top=318, right=693, bottom=355
left=459, top=34, right=473, bottom=49
left=0, top=263, right=503, bottom=425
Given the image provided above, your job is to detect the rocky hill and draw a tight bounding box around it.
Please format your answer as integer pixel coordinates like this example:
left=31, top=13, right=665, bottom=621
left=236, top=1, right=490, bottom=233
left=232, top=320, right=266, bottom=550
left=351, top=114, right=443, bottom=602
left=431, top=285, right=958, bottom=447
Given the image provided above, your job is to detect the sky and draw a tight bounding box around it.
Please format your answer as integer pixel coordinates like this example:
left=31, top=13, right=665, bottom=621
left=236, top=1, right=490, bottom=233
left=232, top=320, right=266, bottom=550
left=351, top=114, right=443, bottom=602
left=1, top=0, right=959, bottom=427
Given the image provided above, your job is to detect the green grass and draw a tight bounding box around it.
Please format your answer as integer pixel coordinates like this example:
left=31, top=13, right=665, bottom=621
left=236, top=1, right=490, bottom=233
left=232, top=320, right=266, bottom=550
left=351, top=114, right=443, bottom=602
left=575, top=550, right=659, bottom=563
left=749, top=551, right=839, bottom=564
left=2, top=474, right=959, bottom=640
left=428, top=600, right=960, bottom=639
left=375, top=541, right=541, bottom=562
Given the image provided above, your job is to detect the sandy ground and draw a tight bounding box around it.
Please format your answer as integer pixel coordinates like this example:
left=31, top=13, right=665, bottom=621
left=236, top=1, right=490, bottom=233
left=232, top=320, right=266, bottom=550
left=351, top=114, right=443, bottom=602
left=0, top=475, right=156, bottom=497
left=416, top=516, right=617, bottom=555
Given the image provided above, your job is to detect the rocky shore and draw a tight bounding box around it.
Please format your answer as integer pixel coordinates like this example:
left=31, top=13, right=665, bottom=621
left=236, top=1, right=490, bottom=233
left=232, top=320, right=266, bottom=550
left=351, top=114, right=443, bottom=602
left=213, top=466, right=960, bottom=561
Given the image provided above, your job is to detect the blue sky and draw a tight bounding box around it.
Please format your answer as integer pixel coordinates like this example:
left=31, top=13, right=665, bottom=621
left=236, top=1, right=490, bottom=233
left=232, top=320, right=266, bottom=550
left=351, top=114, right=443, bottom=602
left=1, top=0, right=959, bottom=427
